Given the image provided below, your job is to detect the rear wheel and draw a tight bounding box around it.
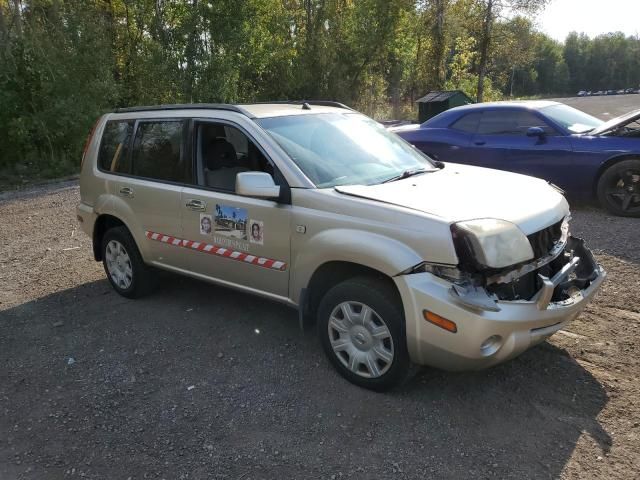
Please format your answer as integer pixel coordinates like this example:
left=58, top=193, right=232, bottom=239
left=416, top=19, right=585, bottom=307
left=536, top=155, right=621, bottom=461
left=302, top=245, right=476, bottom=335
left=317, top=276, right=409, bottom=391
left=597, top=159, right=640, bottom=217
left=101, top=226, right=154, bottom=298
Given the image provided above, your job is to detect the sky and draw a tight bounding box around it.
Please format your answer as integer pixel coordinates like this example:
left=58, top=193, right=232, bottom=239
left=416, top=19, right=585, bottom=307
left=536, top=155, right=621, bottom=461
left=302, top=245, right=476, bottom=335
left=536, top=0, right=640, bottom=42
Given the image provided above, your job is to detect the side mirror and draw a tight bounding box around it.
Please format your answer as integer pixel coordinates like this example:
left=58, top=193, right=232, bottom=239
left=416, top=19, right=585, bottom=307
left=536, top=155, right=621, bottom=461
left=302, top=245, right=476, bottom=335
left=526, top=126, right=546, bottom=138
left=236, top=172, right=280, bottom=199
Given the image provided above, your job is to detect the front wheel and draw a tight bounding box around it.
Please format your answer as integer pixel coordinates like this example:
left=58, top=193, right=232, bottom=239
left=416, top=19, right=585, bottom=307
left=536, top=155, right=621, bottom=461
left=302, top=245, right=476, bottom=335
left=317, top=277, right=410, bottom=391
left=596, top=159, right=640, bottom=217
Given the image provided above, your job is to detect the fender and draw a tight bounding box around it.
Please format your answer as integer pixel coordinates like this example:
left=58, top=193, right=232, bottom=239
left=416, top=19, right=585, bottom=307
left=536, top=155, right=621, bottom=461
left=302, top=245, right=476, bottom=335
left=93, top=193, right=151, bottom=261
left=290, top=228, right=424, bottom=304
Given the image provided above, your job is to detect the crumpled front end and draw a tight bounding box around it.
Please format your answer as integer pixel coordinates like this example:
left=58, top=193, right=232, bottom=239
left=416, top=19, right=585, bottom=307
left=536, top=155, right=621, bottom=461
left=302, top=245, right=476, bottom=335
left=453, top=218, right=603, bottom=312
left=395, top=216, right=606, bottom=370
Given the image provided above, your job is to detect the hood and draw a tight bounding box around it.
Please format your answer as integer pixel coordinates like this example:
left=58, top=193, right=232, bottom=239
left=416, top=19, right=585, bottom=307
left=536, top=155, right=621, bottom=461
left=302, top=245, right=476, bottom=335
left=388, top=123, right=421, bottom=133
left=335, top=163, right=568, bottom=235
left=590, top=108, right=640, bottom=135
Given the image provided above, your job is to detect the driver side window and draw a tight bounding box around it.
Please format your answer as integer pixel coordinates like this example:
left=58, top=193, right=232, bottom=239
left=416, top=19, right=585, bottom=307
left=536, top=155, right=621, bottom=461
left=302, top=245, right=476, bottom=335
left=477, top=110, right=555, bottom=136
left=197, top=122, right=274, bottom=192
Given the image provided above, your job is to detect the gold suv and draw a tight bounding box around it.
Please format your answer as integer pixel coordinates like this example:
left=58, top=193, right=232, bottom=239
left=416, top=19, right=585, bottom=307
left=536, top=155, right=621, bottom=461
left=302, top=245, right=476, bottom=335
left=77, top=102, right=605, bottom=390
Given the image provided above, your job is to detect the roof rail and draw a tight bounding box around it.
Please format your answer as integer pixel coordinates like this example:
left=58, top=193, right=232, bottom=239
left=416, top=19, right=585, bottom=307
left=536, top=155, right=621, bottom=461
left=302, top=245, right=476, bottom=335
left=239, top=100, right=354, bottom=111
left=114, top=103, right=255, bottom=117
left=113, top=100, right=353, bottom=116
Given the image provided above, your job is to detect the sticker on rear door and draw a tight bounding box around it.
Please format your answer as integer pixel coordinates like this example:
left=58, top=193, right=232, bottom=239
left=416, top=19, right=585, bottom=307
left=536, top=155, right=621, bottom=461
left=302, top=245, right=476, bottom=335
left=214, top=204, right=248, bottom=240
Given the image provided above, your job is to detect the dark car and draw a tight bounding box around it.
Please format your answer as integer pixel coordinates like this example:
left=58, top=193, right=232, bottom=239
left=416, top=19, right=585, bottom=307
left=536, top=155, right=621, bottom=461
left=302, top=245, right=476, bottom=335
left=392, top=101, right=640, bottom=216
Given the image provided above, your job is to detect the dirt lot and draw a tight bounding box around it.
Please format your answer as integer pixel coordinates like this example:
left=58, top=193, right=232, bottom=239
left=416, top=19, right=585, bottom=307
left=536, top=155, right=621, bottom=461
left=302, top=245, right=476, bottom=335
left=0, top=182, right=638, bottom=480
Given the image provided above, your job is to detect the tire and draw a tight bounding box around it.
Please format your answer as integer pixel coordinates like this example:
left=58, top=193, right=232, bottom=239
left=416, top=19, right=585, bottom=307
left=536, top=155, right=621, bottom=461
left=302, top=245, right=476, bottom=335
left=101, top=226, right=154, bottom=298
left=317, top=276, right=410, bottom=391
left=596, top=159, right=640, bottom=217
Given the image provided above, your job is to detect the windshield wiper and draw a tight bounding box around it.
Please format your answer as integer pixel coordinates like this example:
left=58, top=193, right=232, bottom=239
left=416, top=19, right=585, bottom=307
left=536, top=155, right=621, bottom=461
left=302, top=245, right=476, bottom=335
left=382, top=168, right=429, bottom=183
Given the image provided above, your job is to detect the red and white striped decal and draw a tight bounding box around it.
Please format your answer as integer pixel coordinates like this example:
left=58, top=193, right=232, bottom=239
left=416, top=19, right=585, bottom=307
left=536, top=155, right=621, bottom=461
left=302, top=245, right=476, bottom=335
left=145, top=231, right=287, bottom=271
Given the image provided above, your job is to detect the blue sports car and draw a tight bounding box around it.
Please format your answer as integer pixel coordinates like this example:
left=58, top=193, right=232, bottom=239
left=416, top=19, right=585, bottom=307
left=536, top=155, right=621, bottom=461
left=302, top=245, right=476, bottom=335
left=392, top=101, right=640, bottom=216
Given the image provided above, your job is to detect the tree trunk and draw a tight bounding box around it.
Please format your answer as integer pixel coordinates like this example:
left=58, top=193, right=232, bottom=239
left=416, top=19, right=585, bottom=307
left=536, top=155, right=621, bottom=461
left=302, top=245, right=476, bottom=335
left=411, top=30, right=423, bottom=103
left=476, top=0, right=493, bottom=102
left=184, top=0, right=199, bottom=103
left=154, top=0, right=168, bottom=48
left=0, top=2, right=8, bottom=46
left=432, top=0, right=447, bottom=89
left=12, top=0, right=22, bottom=39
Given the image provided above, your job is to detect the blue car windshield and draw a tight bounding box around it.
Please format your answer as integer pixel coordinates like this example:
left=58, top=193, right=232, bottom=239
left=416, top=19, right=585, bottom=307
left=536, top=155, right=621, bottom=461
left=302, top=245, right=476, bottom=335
left=541, top=104, right=603, bottom=134
left=256, top=113, right=436, bottom=188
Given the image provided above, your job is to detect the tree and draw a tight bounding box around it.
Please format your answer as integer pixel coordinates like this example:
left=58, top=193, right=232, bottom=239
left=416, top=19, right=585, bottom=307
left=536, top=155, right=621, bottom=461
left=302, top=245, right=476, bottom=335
left=2, top=0, right=638, bottom=180
left=473, top=0, right=549, bottom=101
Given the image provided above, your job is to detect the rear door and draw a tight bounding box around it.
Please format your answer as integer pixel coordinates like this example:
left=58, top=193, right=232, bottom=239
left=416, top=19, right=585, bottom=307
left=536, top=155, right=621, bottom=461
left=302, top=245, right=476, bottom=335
left=179, top=118, right=291, bottom=298
left=99, top=118, right=190, bottom=267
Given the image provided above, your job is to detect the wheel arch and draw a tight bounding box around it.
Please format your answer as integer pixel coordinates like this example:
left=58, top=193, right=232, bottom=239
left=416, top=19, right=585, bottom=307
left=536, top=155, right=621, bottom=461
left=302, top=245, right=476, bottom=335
left=92, top=214, right=129, bottom=261
left=299, top=260, right=404, bottom=331
left=593, top=153, right=640, bottom=195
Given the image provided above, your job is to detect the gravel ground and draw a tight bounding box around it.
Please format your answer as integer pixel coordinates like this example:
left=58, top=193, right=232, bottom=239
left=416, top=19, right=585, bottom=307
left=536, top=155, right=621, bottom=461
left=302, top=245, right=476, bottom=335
left=1, top=182, right=639, bottom=480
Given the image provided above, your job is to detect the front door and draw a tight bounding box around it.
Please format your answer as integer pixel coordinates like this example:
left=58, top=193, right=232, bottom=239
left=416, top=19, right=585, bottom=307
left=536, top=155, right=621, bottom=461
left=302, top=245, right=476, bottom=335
left=179, top=120, right=291, bottom=298
left=471, top=109, right=571, bottom=182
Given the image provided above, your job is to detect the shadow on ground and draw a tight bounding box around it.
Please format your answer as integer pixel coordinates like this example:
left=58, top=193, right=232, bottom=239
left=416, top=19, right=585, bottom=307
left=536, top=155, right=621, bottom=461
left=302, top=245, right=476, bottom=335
left=1, top=274, right=610, bottom=479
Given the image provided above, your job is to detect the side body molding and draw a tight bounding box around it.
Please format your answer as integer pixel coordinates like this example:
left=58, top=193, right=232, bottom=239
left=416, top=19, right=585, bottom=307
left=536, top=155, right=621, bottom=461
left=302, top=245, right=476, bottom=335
left=290, top=228, right=424, bottom=304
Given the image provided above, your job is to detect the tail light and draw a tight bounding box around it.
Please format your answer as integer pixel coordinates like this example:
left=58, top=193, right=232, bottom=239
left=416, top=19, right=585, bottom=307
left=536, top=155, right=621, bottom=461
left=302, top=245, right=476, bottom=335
left=81, top=117, right=101, bottom=169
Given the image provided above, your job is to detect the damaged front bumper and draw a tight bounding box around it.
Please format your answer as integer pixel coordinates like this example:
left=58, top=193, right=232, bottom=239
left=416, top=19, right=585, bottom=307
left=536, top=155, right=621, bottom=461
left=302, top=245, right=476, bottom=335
left=394, top=236, right=605, bottom=371
left=453, top=236, right=602, bottom=313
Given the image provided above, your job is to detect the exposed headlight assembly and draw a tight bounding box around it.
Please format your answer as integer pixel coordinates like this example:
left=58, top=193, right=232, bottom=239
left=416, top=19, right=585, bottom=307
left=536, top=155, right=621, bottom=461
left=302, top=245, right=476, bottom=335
left=452, top=218, right=534, bottom=270
left=404, top=262, right=467, bottom=283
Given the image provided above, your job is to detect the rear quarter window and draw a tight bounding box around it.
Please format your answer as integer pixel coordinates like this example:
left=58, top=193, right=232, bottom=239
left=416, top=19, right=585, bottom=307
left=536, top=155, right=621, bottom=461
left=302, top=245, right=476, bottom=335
left=98, top=121, right=134, bottom=173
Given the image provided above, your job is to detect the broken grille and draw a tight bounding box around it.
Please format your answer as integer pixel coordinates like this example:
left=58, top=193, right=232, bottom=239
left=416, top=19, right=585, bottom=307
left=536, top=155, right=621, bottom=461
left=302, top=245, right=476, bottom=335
left=527, top=219, right=563, bottom=258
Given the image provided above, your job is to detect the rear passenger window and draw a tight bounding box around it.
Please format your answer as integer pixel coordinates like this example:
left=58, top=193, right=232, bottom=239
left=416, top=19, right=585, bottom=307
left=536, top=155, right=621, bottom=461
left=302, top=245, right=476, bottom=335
left=451, top=113, right=482, bottom=133
left=98, top=121, right=133, bottom=173
left=131, top=121, right=187, bottom=183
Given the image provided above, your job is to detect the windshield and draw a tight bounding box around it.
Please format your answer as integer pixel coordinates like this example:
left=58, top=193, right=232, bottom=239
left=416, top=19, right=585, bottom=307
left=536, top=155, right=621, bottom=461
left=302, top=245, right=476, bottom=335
left=541, top=104, right=603, bottom=134
left=256, top=113, right=436, bottom=188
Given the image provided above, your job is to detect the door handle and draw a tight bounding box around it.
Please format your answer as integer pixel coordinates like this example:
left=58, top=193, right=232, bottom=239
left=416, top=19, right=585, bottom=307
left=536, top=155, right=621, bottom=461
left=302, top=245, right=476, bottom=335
left=119, top=187, right=134, bottom=197
left=474, top=141, right=486, bottom=146
left=185, top=199, right=207, bottom=211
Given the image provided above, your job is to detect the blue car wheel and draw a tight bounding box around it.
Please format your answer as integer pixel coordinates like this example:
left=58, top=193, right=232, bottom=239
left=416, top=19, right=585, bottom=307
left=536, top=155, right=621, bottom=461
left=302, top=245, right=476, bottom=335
left=597, top=159, right=640, bottom=217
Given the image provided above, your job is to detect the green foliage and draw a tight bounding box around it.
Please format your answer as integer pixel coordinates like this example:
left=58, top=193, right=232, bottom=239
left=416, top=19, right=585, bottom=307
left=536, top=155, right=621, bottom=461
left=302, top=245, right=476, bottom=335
left=0, top=0, right=638, bottom=183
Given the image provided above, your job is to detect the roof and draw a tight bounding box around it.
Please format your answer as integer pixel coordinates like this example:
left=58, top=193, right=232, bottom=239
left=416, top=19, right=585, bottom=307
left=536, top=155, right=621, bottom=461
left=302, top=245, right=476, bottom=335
left=114, top=101, right=353, bottom=119
left=450, top=100, right=561, bottom=111
left=422, top=100, right=564, bottom=128
left=416, top=90, right=474, bottom=103
left=241, top=103, right=350, bottom=118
